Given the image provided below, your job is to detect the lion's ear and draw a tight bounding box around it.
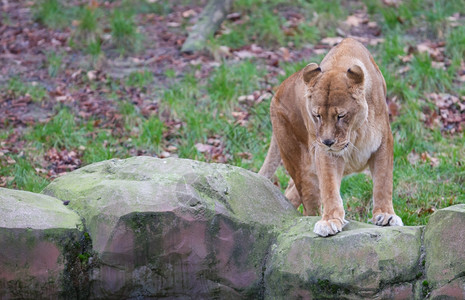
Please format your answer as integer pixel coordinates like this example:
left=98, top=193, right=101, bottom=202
left=303, top=63, right=321, bottom=84
left=347, top=65, right=364, bottom=84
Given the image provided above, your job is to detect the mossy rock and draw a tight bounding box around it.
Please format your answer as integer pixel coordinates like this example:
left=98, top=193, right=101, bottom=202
left=43, top=156, right=297, bottom=298
left=4, top=157, right=465, bottom=299
left=425, top=204, right=465, bottom=289
left=264, top=217, right=423, bottom=299
left=0, top=188, right=90, bottom=299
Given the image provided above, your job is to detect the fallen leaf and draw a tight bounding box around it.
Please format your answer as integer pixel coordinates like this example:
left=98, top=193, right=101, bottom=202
left=382, top=0, right=402, bottom=7
left=195, top=143, right=213, bottom=153
left=87, top=70, right=97, bottom=81
left=407, top=151, right=420, bottom=165
left=226, top=12, right=241, bottom=21
left=320, top=37, right=343, bottom=46
left=238, top=94, right=255, bottom=105
left=416, top=206, right=436, bottom=216
left=431, top=61, right=445, bottom=70
left=159, top=151, right=171, bottom=158
left=237, top=152, right=252, bottom=160
left=420, top=152, right=440, bottom=167
left=280, top=47, right=291, bottom=61
left=234, top=50, right=255, bottom=59
left=231, top=111, right=249, bottom=126
left=345, top=15, right=364, bottom=27
left=397, top=65, right=410, bottom=74
left=388, top=101, right=399, bottom=119
left=167, top=22, right=181, bottom=28
left=182, top=9, right=197, bottom=18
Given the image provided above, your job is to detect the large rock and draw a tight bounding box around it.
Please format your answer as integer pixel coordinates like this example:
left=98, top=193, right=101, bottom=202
left=264, top=217, right=423, bottom=299
left=425, top=204, right=465, bottom=296
left=3, top=156, right=465, bottom=299
left=0, top=188, right=90, bottom=299
left=43, top=156, right=298, bottom=298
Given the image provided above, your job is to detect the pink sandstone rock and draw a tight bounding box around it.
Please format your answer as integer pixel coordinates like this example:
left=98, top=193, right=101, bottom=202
left=0, top=188, right=85, bottom=299
left=43, top=157, right=297, bottom=298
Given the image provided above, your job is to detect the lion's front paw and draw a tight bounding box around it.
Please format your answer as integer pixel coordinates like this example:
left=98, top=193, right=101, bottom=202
left=373, top=213, right=403, bottom=226
left=313, top=218, right=348, bottom=237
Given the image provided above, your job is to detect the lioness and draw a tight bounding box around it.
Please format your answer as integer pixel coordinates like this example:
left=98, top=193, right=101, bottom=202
left=259, top=38, right=403, bottom=237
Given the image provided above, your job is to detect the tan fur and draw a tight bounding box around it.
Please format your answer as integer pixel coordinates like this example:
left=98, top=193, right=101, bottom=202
left=259, top=38, right=403, bottom=237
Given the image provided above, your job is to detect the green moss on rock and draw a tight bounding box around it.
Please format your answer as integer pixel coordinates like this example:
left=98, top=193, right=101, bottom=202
left=42, top=157, right=296, bottom=298
left=0, top=187, right=81, bottom=230
left=264, top=217, right=423, bottom=299
left=424, top=204, right=465, bottom=287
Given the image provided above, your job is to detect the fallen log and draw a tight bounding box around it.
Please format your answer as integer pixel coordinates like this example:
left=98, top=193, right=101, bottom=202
left=181, top=0, right=233, bottom=53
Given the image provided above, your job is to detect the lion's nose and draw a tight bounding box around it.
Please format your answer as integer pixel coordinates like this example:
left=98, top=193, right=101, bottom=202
left=322, top=139, right=335, bottom=147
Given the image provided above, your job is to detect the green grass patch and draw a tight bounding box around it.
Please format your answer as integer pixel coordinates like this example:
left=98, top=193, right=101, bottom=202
left=408, top=53, right=452, bottom=92
left=126, top=70, right=154, bottom=89
left=135, top=117, right=165, bottom=152
left=46, top=51, right=63, bottom=77
left=33, top=0, right=69, bottom=28
left=26, top=109, right=86, bottom=150
left=217, top=0, right=321, bottom=48
left=5, top=77, right=48, bottom=103
left=110, top=9, right=142, bottom=54
left=0, top=155, right=49, bottom=193
left=446, top=26, right=465, bottom=62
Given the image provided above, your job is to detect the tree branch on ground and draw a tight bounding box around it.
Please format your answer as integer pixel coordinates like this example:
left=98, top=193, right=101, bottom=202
left=181, top=0, right=233, bottom=53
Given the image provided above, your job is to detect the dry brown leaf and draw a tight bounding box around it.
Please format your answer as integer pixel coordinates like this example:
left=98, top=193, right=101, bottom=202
left=388, top=101, right=399, bottom=118
left=382, top=0, right=402, bottom=7
left=320, top=37, right=343, bottom=46
left=195, top=143, right=213, bottom=153
left=87, top=70, right=97, bottom=81
left=182, top=9, right=197, bottom=18
left=280, top=47, right=291, bottom=61
left=234, top=50, right=255, bottom=59
left=167, top=22, right=181, bottom=28
left=431, top=61, right=445, bottom=70
left=159, top=151, right=171, bottom=158
left=237, top=152, right=252, bottom=160
left=345, top=15, right=363, bottom=27
left=166, top=145, right=178, bottom=152
left=420, top=152, right=440, bottom=167
left=407, top=151, right=420, bottom=165
left=397, top=65, right=410, bottom=75
left=416, top=206, right=436, bottom=216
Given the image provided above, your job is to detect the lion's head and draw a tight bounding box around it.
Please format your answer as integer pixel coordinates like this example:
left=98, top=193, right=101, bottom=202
left=302, top=63, right=369, bottom=154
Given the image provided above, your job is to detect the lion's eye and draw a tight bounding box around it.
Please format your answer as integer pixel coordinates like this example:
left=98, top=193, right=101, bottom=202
left=337, top=114, right=346, bottom=120
left=314, top=114, right=321, bottom=119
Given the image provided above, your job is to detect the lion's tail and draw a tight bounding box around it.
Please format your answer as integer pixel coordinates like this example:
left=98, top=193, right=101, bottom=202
left=258, top=135, right=282, bottom=179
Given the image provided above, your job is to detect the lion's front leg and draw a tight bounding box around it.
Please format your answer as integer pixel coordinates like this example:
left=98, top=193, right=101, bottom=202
left=369, top=135, right=403, bottom=227
left=313, top=149, right=348, bottom=237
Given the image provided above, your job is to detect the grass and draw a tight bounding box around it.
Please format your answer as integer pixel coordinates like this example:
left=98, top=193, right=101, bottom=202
left=34, top=1, right=141, bottom=56
left=26, top=109, right=86, bottom=150
left=110, top=9, right=141, bottom=54
left=3, top=0, right=465, bottom=226
left=126, top=70, right=154, bottom=89
left=5, top=77, right=47, bottom=103
left=217, top=0, right=322, bottom=48
left=33, top=0, right=68, bottom=29
left=46, top=51, right=63, bottom=77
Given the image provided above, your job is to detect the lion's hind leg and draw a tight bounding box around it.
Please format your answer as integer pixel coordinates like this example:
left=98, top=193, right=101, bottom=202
left=284, top=178, right=301, bottom=209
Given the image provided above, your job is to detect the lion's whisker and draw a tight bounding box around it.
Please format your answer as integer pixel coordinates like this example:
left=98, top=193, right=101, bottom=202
left=348, top=142, right=360, bottom=153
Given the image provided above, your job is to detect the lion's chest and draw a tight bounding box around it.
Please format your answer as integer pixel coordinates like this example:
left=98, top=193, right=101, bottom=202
left=342, top=129, right=382, bottom=175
